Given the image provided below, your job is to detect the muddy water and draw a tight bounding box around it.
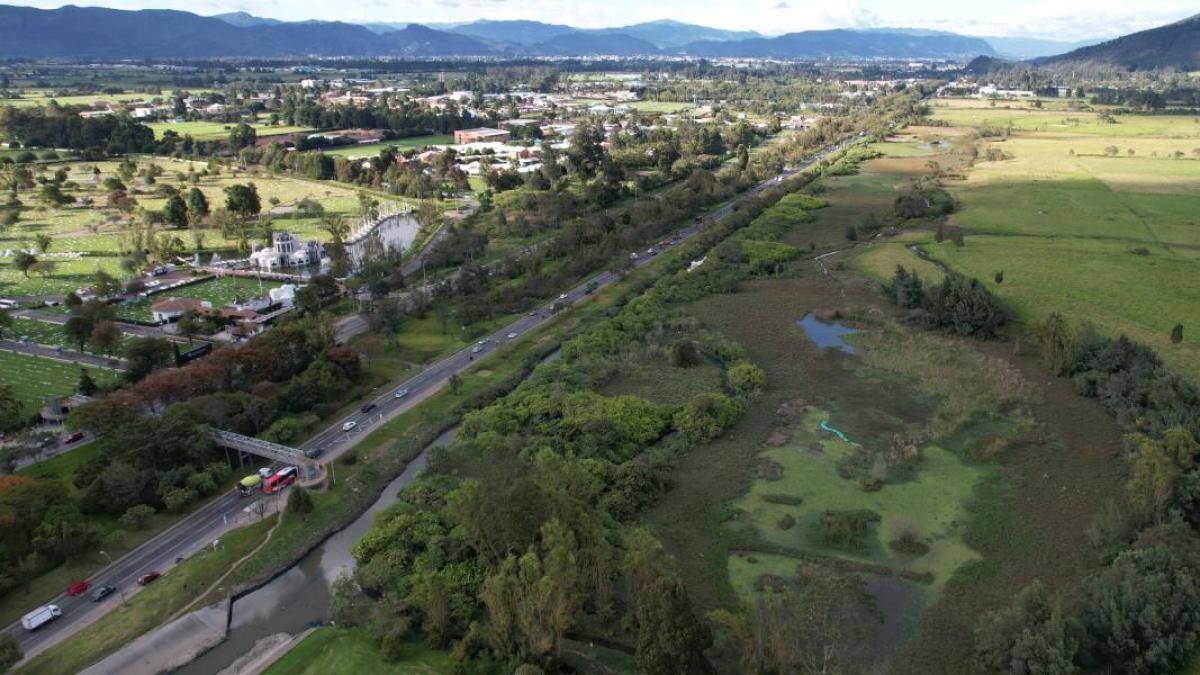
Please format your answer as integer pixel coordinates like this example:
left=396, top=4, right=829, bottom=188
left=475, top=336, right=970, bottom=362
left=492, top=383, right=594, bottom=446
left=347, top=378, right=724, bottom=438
left=174, top=428, right=457, bottom=675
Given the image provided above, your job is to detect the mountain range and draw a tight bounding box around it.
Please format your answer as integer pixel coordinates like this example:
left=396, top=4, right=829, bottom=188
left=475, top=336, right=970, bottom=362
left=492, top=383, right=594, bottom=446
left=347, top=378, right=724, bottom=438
left=0, top=5, right=1164, bottom=65
left=1036, top=13, right=1200, bottom=70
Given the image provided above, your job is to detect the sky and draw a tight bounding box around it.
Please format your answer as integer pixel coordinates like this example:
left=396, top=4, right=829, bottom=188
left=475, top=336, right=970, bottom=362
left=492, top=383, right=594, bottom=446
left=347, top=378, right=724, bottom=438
left=8, top=0, right=1199, bottom=41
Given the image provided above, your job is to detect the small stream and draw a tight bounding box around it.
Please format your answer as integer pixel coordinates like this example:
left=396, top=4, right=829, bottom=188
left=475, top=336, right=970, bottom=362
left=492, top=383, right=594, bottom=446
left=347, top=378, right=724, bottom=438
left=174, top=427, right=457, bottom=675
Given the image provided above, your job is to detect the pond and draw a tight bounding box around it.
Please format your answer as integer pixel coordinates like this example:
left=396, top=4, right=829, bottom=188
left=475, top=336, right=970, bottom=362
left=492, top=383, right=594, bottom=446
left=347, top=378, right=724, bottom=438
left=797, top=313, right=859, bottom=354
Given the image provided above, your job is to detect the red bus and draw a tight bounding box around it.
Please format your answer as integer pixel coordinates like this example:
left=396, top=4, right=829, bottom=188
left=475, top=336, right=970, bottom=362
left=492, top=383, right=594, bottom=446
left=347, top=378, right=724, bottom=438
left=263, top=467, right=298, bottom=494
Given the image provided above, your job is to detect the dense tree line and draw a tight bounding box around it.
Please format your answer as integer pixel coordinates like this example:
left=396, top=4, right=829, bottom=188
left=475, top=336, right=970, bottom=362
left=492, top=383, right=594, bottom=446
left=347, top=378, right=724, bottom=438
left=886, top=267, right=1011, bottom=339
left=0, top=106, right=157, bottom=157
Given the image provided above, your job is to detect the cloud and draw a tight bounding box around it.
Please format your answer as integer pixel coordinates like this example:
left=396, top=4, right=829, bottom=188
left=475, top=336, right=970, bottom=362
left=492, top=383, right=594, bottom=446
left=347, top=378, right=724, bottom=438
left=772, top=1, right=789, bottom=8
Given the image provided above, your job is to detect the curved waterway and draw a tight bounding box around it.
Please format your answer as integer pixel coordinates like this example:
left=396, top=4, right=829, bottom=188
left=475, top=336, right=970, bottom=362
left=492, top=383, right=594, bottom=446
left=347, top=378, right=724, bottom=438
left=174, top=427, right=457, bottom=675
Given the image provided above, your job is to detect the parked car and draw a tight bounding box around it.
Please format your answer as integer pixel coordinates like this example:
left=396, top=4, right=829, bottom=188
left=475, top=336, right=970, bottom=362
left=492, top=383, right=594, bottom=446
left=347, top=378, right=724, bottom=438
left=63, top=431, right=84, bottom=444
left=91, top=585, right=116, bottom=602
left=341, top=421, right=358, bottom=432
left=360, top=403, right=377, bottom=414
left=393, top=389, right=409, bottom=399
left=65, top=580, right=91, bottom=597
left=137, top=572, right=160, bottom=586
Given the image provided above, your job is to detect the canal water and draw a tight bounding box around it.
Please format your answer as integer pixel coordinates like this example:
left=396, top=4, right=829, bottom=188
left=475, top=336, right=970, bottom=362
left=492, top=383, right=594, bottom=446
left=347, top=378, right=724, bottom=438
left=174, top=427, right=456, bottom=675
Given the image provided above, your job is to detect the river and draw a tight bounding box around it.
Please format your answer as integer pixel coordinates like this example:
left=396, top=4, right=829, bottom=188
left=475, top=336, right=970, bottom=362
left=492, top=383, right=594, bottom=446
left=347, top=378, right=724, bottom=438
left=174, top=427, right=456, bottom=675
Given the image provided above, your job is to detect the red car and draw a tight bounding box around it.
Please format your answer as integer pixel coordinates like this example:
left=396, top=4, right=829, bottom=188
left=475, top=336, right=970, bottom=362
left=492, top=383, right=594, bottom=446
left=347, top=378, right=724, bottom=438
left=63, top=431, right=84, bottom=444
left=66, top=580, right=91, bottom=596
left=137, top=572, right=160, bottom=586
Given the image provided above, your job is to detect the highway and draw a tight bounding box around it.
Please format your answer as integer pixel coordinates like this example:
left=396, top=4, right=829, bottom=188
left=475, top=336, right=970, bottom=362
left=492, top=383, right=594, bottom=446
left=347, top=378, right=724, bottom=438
left=2, top=136, right=857, bottom=662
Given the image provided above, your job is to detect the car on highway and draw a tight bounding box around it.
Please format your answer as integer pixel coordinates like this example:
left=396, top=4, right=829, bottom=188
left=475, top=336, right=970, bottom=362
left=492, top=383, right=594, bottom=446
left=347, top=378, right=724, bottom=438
left=137, top=572, right=160, bottom=586
left=394, top=388, right=409, bottom=399
left=341, top=420, right=358, bottom=432
left=506, top=332, right=518, bottom=340
left=258, top=467, right=273, bottom=479
left=471, top=345, right=482, bottom=354
left=91, top=585, right=116, bottom=602
left=65, top=580, right=91, bottom=596
left=304, top=447, right=325, bottom=459
left=63, top=431, right=85, bottom=444
left=559, top=293, right=568, bottom=300
left=360, top=403, right=377, bottom=414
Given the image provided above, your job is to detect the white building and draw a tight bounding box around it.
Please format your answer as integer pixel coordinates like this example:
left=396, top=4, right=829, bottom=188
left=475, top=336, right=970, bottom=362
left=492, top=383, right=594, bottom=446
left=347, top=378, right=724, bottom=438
left=249, top=232, right=324, bottom=271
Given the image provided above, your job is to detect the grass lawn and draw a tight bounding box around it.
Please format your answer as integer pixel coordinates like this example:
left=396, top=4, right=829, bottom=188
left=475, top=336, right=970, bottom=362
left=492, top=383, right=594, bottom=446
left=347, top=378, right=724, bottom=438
left=115, top=276, right=283, bottom=322
left=11, top=316, right=135, bottom=352
left=263, top=628, right=452, bottom=675
left=146, top=122, right=312, bottom=142
left=0, top=350, right=118, bottom=412
left=321, top=135, right=453, bottom=157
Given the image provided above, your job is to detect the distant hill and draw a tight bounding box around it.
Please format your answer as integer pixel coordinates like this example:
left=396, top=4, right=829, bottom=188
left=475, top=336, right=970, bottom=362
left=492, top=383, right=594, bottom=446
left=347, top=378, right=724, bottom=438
left=1037, top=14, right=1200, bottom=70
left=683, top=29, right=996, bottom=60
left=983, top=36, right=1103, bottom=60
left=0, top=5, right=492, bottom=58
left=595, top=20, right=761, bottom=49
left=213, top=11, right=282, bottom=28
left=534, top=32, right=661, bottom=57
left=449, top=20, right=576, bottom=46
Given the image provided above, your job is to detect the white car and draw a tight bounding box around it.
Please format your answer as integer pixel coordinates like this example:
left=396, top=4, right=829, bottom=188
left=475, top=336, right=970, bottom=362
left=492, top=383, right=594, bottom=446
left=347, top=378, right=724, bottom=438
left=394, top=388, right=410, bottom=399
left=257, top=467, right=273, bottom=479
left=341, top=421, right=357, bottom=432
left=507, top=332, right=518, bottom=340
left=471, top=345, right=482, bottom=354
left=559, top=293, right=568, bottom=300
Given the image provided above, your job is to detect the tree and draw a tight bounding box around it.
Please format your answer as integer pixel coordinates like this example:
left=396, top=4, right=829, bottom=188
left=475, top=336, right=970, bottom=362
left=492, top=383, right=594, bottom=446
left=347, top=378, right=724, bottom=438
left=223, top=183, right=261, bottom=219
left=0, top=634, right=22, bottom=672
left=622, top=529, right=714, bottom=675
left=34, top=233, right=52, bottom=255
left=77, top=368, right=98, bottom=396
left=13, top=250, right=36, bottom=277
left=1171, top=324, right=1184, bottom=345
left=163, top=193, right=188, bottom=228
left=124, top=337, right=173, bottom=382
left=0, top=308, right=11, bottom=339
left=287, top=486, right=314, bottom=517
left=0, top=383, right=24, bottom=433
left=1083, top=540, right=1200, bottom=675
left=975, top=581, right=1077, bottom=675
left=90, top=320, right=122, bottom=355
left=449, top=372, right=462, bottom=395
left=228, top=123, right=257, bottom=150
left=186, top=187, right=209, bottom=222
left=63, top=315, right=93, bottom=351
left=118, top=504, right=156, bottom=530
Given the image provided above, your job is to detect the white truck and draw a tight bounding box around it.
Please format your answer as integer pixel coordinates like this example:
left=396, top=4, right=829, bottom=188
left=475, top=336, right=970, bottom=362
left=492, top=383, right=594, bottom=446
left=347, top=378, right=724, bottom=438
left=21, top=604, right=62, bottom=631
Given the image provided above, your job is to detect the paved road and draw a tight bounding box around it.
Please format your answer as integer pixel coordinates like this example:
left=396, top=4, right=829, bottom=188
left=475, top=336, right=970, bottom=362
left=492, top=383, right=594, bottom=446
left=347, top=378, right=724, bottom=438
left=3, top=136, right=857, bottom=662
left=0, top=339, right=126, bottom=370
left=13, top=308, right=199, bottom=343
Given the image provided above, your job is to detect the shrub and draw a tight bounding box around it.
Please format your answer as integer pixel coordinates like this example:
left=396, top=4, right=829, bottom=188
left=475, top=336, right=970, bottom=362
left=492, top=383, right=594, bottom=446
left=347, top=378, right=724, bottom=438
left=161, top=486, right=198, bottom=513
left=119, top=504, right=157, bottom=530
left=811, top=509, right=880, bottom=552
left=287, top=487, right=314, bottom=517
left=728, top=360, right=766, bottom=398
left=762, top=493, right=804, bottom=506
left=777, top=514, right=796, bottom=531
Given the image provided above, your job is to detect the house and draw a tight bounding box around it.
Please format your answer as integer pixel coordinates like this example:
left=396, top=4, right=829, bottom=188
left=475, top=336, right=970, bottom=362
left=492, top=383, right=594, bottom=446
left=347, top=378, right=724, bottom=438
left=78, top=110, right=114, bottom=119
left=453, top=127, right=511, bottom=145
left=249, top=232, right=324, bottom=271
left=151, top=297, right=212, bottom=324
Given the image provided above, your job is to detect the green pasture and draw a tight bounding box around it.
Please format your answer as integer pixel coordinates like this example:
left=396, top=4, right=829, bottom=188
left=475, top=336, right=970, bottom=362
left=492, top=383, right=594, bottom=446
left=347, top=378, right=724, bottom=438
left=263, top=628, right=452, bottom=675
left=146, top=121, right=312, bottom=141
left=321, top=135, right=453, bottom=157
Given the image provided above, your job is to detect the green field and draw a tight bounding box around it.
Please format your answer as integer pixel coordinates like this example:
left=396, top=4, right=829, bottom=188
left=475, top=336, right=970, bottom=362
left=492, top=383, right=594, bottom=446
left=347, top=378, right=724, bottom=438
left=115, top=276, right=283, bottom=322
left=0, top=350, right=117, bottom=412
left=263, top=628, right=452, bottom=675
left=924, top=100, right=1200, bottom=381
left=321, top=135, right=453, bottom=157
left=0, top=89, right=219, bottom=109
left=146, top=121, right=312, bottom=141
left=0, top=156, right=404, bottom=299
left=10, top=316, right=134, bottom=352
